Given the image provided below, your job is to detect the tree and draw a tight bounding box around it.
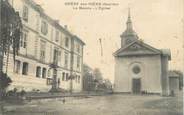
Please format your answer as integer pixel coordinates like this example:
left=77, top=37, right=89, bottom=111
left=0, top=0, right=22, bottom=99
left=0, top=73, right=12, bottom=98
left=93, top=68, right=103, bottom=82
left=93, top=68, right=104, bottom=91
left=82, top=64, right=94, bottom=91
left=83, top=64, right=93, bottom=75
left=104, top=79, right=112, bottom=90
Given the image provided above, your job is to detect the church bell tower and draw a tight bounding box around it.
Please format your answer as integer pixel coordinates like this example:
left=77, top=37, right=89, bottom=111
left=121, top=8, right=138, bottom=47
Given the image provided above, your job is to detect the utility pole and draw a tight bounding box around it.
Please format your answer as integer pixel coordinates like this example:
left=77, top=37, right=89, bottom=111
left=182, top=18, right=184, bottom=78
left=181, top=0, right=184, bottom=80
left=99, top=38, right=103, bottom=56
left=0, top=0, right=3, bottom=75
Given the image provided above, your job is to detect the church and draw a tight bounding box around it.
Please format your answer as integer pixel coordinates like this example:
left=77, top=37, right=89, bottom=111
left=113, top=10, right=171, bottom=96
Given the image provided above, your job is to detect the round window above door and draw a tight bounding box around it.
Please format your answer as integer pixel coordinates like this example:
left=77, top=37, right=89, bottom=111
left=132, top=65, right=141, bottom=74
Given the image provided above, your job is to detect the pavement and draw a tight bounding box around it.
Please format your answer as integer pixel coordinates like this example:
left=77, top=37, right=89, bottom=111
left=0, top=91, right=182, bottom=115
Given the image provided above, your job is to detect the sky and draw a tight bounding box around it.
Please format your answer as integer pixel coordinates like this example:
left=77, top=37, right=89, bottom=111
left=34, top=0, right=183, bottom=82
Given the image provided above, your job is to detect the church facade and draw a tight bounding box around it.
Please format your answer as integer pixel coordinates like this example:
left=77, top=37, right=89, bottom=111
left=113, top=11, right=171, bottom=96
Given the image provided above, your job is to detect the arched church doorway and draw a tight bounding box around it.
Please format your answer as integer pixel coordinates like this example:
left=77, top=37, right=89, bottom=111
left=132, top=78, right=141, bottom=94
left=129, top=62, right=143, bottom=94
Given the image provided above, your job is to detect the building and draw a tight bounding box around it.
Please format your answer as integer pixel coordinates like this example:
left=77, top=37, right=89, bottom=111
left=168, top=71, right=180, bottom=95
left=4, top=0, right=85, bottom=92
left=113, top=10, right=171, bottom=96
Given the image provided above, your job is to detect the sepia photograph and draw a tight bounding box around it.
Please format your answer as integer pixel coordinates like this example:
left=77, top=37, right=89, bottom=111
left=0, top=0, right=183, bottom=115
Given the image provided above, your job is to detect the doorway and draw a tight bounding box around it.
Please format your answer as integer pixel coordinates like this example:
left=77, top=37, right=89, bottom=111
left=132, top=78, right=141, bottom=94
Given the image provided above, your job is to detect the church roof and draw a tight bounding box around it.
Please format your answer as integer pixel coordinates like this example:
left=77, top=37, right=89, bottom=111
left=121, top=29, right=139, bottom=38
left=115, top=9, right=171, bottom=60
left=121, top=8, right=139, bottom=40
left=113, top=40, right=171, bottom=59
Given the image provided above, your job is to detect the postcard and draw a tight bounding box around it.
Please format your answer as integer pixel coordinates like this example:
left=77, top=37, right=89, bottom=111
left=0, top=0, right=183, bottom=115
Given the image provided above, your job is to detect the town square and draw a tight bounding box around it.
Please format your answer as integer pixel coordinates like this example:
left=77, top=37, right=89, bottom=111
left=2, top=93, right=183, bottom=115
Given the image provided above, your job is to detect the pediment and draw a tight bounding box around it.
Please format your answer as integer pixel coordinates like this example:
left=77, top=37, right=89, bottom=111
left=114, top=41, right=162, bottom=57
